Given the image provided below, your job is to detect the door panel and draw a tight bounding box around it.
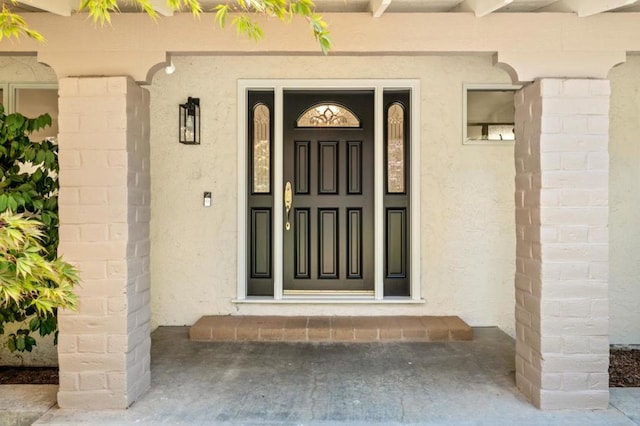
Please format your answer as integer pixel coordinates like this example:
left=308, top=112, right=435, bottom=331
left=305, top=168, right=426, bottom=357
left=294, top=209, right=310, bottom=278
left=318, top=209, right=339, bottom=279
left=386, top=208, right=406, bottom=277
left=347, top=208, right=363, bottom=279
left=250, top=208, right=271, bottom=278
left=347, top=141, right=362, bottom=194
left=318, top=141, right=339, bottom=194
left=283, top=91, right=374, bottom=293
left=295, top=141, right=310, bottom=194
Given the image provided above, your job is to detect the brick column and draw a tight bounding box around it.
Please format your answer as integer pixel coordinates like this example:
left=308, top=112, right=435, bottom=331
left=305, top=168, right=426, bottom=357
left=514, top=79, right=609, bottom=409
left=56, top=77, right=151, bottom=409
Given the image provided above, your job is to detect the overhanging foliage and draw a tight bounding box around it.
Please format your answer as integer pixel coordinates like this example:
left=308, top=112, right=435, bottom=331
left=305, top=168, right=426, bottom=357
left=0, top=0, right=332, bottom=53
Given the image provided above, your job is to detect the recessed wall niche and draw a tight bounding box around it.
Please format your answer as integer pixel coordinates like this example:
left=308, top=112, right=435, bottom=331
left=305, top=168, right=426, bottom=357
left=463, top=84, right=521, bottom=145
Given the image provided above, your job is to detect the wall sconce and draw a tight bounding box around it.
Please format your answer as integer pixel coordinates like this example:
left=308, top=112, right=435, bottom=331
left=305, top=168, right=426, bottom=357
left=179, top=97, right=200, bottom=145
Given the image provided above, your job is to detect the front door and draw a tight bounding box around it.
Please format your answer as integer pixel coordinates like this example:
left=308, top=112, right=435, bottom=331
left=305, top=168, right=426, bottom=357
left=283, top=90, right=374, bottom=294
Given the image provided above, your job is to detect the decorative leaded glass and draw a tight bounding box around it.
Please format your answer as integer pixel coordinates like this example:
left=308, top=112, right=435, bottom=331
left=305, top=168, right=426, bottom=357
left=253, top=103, right=270, bottom=193
left=387, top=103, right=405, bottom=193
left=297, top=103, right=360, bottom=128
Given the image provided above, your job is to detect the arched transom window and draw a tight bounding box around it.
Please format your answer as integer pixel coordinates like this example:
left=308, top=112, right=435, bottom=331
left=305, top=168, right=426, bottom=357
left=296, top=103, right=360, bottom=128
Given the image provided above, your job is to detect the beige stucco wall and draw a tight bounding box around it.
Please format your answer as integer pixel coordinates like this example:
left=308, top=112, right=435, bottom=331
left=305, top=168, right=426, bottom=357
left=148, top=55, right=518, bottom=335
left=0, top=52, right=638, bottom=357
left=0, top=56, right=57, bottom=83
left=608, top=56, right=640, bottom=344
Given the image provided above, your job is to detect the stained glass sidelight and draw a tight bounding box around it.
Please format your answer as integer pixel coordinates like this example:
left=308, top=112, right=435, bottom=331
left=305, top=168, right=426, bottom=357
left=253, top=103, right=270, bottom=193
left=297, top=103, right=360, bottom=128
left=387, top=103, right=405, bottom=193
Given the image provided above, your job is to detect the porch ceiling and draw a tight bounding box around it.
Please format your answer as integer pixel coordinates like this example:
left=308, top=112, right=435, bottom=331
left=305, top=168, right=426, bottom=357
left=11, top=0, right=640, bottom=17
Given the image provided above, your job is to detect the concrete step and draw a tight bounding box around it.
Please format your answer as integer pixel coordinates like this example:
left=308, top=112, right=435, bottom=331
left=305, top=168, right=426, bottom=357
left=189, top=316, right=472, bottom=343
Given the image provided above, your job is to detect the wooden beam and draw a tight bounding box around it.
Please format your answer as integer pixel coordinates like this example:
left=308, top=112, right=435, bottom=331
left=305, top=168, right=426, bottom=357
left=15, top=0, right=73, bottom=16
left=538, top=0, right=638, bottom=16
left=369, top=0, right=393, bottom=18
left=575, top=0, right=638, bottom=16
left=456, top=0, right=514, bottom=17
left=149, top=0, right=174, bottom=16
left=536, top=1, right=574, bottom=13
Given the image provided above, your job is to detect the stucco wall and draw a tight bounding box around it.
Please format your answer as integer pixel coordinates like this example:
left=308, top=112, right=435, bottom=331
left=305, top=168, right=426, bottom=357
left=148, top=55, right=517, bottom=335
left=608, top=56, right=640, bottom=344
left=0, top=56, right=58, bottom=366
left=1, top=53, right=637, bottom=354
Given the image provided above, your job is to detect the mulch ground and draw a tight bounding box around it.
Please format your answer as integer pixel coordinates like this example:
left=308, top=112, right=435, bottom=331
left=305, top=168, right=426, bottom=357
left=0, top=349, right=637, bottom=386
left=0, top=366, right=58, bottom=384
left=610, top=348, right=640, bottom=387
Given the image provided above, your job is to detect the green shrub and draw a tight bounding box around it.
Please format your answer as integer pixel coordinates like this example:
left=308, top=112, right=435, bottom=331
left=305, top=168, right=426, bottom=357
left=0, top=212, right=78, bottom=351
left=0, top=106, right=78, bottom=352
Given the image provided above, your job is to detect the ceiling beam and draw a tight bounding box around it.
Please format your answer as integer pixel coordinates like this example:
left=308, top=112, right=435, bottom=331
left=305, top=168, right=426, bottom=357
left=369, top=0, right=393, bottom=18
left=455, top=0, right=514, bottom=17
left=149, top=0, right=174, bottom=16
left=15, top=0, right=73, bottom=16
left=575, top=0, right=639, bottom=16
left=538, top=0, right=638, bottom=16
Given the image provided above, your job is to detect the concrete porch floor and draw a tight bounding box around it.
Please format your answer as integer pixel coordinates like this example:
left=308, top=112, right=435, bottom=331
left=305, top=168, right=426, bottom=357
left=30, top=326, right=639, bottom=425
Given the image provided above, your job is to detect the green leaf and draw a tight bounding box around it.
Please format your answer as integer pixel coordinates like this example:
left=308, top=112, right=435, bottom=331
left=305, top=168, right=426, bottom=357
left=25, top=335, right=37, bottom=350
left=7, top=196, right=17, bottom=212
left=214, top=4, right=230, bottom=28
left=45, top=151, right=55, bottom=168
left=39, top=316, right=56, bottom=336
left=29, top=316, right=41, bottom=331
left=12, top=193, right=24, bottom=208
left=31, top=167, right=43, bottom=183
left=0, top=194, right=7, bottom=212
left=16, top=335, right=25, bottom=351
left=0, top=6, right=45, bottom=42
left=44, top=197, right=57, bottom=210
left=35, top=149, right=45, bottom=165
left=7, top=336, right=16, bottom=352
left=12, top=114, right=25, bottom=130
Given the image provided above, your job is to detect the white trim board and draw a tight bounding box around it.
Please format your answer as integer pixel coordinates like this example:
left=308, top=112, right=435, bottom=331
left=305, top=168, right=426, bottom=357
left=237, top=79, right=422, bottom=303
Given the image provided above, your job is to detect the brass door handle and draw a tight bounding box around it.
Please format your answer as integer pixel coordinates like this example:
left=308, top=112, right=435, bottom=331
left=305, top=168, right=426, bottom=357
left=284, top=181, right=292, bottom=231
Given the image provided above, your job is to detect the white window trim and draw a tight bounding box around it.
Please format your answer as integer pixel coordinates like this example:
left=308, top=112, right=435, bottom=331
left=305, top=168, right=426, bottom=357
left=0, top=84, right=8, bottom=107
left=5, top=83, right=58, bottom=113
left=462, top=83, right=521, bottom=146
left=237, top=79, right=422, bottom=303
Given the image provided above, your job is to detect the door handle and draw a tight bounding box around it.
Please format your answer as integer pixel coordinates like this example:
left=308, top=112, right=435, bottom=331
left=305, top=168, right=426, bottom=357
left=284, top=181, right=292, bottom=231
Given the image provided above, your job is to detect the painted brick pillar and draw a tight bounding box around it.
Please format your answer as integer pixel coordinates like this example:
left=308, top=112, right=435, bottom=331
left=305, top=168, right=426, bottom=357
left=56, top=77, right=151, bottom=409
left=514, top=79, right=609, bottom=409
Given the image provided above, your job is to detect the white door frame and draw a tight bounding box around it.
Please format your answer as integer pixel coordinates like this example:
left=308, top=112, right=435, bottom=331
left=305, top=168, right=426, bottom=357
left=237, top=79, right=421, bottom=302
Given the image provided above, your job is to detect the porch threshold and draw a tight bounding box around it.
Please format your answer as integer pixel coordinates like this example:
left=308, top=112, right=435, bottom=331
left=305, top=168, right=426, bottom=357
left=232, top=297, right=426, bottom=304
left=189, top=315, right=473, bottom=343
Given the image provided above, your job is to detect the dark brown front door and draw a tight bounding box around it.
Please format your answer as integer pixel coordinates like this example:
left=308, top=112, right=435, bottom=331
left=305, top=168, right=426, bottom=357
left=283, top=91, right=374, bottom=293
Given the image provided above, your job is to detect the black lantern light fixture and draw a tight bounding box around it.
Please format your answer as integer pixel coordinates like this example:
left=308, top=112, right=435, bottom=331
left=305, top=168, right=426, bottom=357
left=179, top=97, right=200, bottom=145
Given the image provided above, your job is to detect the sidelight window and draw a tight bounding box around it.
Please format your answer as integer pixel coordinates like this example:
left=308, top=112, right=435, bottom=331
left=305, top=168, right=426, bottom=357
left=387, top=102, right=405, bottom=194
left=252, top=103, right=271, bottom=193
